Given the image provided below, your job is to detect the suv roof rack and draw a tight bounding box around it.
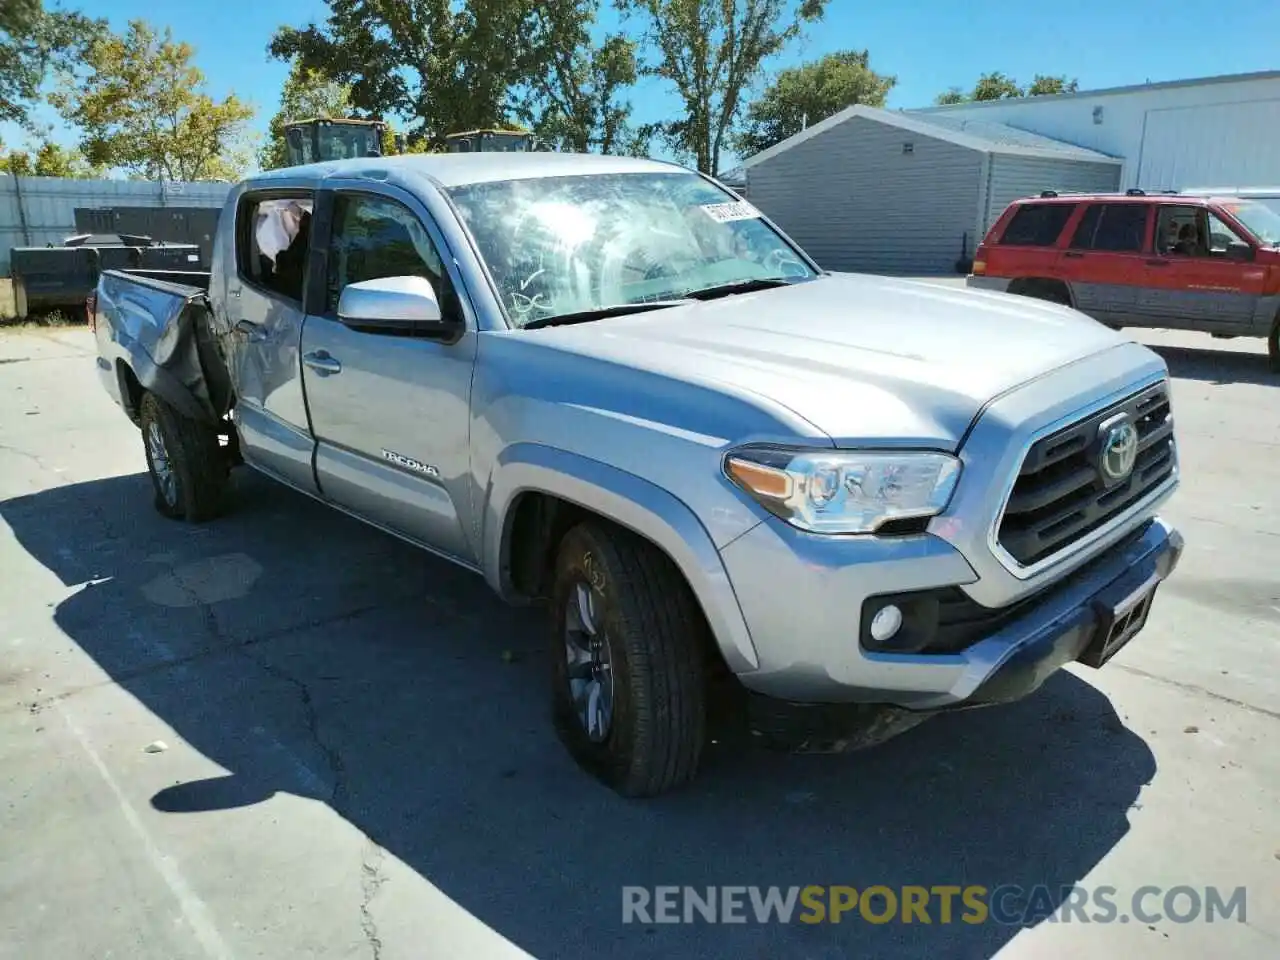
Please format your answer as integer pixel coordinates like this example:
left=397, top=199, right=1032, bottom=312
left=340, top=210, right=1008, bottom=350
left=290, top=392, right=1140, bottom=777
left=1125, top=188, right=1146, bottom=196
left=1040, top=190, right=1058, bottom=198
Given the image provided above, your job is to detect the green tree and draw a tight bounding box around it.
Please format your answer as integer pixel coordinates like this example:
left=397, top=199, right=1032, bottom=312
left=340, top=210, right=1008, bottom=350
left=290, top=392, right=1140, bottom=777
left=260, top=59, right=355, bottom=169
left=617, top=0, right=829, bottom=175
left=0, top=147, right=34, bottom=175
left=0, top=140, right=100, bottom=177
left=50, top=20, right=255, bottom=181
left=270, top=1, right=535, bottom=146
left=733, top=49, right=895, bottom=157
left=0, top=0, right=105, bottom=127
left=971, top=71, right=1022, bottom=101
left=1026, top=74, right=1079, bottom=97
left=934, top=72, right=1081, bottom=105
left=518, top=2, right=638, bottom=153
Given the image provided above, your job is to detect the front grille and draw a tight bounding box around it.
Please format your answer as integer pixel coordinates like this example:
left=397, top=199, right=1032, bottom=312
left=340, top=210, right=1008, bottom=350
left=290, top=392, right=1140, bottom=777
left=930, top=522, right=1151, bottom=653
left=996, top=382, right=1175, bottom=567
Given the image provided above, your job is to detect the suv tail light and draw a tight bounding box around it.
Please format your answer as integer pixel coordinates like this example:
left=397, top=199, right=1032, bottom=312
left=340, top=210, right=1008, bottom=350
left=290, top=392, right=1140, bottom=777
left=972, top=245, right=988, bottom=275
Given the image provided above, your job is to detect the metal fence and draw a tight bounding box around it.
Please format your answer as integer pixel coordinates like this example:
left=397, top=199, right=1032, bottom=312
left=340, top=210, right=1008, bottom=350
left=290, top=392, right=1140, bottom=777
left=0, top=174, right=232, bottom=276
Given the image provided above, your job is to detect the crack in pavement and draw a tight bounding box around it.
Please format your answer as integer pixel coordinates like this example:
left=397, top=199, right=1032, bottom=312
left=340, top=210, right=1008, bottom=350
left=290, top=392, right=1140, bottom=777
left=359, top=842, right=387, bottom=960
left=235, top=641, right=350, bottom=808
left=172, top=564, right=399, bottom=959
left=12, top=600, right=390, bottom=720
left=1112, top=662, right=1280, bottom=721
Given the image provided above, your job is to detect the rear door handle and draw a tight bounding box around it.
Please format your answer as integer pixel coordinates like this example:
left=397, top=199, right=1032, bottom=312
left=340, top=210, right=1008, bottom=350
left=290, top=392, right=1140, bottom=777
left=1063, top=251, right=1085, bottom=259
left=234, top=319, right=267, bottom=343
left=303, top=350, right=342, bottom=375
left=1145, top=259, right=1169, bottom=267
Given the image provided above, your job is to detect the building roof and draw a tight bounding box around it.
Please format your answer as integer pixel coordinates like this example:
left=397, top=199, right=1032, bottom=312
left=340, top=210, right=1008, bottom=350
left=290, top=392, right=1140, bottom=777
left=741, top=104, right=1120, bottom=170
left=251, top=151, right=690, bottom=188
left=914, top=69, right=1280, bottom=114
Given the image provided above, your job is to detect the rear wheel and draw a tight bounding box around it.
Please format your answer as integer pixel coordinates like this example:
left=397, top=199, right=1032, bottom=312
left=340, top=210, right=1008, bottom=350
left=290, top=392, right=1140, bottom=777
left=1009, top=278, right=1072, bottom=307
left=139, top=392, right=229, bottom=522
left=548, top=522, right=707, bottom=797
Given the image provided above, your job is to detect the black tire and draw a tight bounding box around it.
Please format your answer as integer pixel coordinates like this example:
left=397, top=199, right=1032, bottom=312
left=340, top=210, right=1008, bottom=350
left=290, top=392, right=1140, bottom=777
left=1010, top=278, right=1071, bottom=307
left=1269, top=316, right=1280, bottom=374
left=139, top=392, right=228, bottom=522
left=549, top=522, right=707, bottom=797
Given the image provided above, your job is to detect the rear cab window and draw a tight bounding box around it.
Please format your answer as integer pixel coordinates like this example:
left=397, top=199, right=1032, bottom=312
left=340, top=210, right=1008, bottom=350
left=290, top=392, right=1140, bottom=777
left=236, top=194, right=316, bottom=305
left=997, top=203, right=1078, bottom=247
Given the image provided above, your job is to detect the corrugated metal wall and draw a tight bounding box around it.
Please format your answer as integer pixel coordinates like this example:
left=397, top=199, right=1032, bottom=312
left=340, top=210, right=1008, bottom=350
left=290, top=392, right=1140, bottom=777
left=0, top=175, right=231, bottom=276
left=982, top=156, right=1122, bottom=237
left=1137, top=99, right=1280, bottom=190
left=746, top=116, right=983, bottom=275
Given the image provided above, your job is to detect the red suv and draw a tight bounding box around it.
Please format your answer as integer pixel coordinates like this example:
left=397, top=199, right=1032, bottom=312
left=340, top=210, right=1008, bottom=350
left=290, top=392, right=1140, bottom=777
left=967, top=189, right=1280, bottom=372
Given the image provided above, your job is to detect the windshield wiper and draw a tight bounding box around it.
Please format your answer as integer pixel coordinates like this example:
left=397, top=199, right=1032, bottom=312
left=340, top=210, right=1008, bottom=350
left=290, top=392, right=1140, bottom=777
left=680, top=276, right=803, bottom=301
left=520, top=299, right=690, bottom=330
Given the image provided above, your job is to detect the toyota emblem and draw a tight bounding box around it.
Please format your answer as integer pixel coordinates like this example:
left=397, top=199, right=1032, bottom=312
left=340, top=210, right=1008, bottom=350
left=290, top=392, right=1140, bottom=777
left=1099, top=419, right=1139, bottom=484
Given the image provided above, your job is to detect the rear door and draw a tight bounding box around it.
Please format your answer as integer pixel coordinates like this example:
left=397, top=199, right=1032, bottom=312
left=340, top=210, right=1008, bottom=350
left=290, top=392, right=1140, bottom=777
left=218, top=188, right=318, bottom=492
left=299, top=184, right=479, bottom=564
left=1058, top=201, right=1152, bottom=326
left=1138, top=203, right=1264, bottom=332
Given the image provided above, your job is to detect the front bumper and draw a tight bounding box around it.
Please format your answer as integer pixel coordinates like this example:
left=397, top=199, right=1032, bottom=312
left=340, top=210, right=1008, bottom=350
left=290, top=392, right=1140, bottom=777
left=720, top=515, right=1182, bottom=709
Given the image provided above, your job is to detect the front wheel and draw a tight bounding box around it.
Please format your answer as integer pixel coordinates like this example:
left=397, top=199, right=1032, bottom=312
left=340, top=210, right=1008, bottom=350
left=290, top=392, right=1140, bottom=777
left=139, top=392, right=229, bottom=522
left=548, top=522, right=708, bottom=797
left=1269, top=316, right=1279, bottom=374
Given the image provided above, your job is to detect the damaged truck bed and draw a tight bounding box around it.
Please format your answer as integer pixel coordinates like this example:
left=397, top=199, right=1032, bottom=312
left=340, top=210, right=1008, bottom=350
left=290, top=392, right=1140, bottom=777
left=93, top=268, right=235, bottom=427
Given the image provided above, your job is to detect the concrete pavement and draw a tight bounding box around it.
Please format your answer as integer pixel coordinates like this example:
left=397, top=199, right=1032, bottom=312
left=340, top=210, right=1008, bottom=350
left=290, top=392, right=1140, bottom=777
left=0, top=326, right=1276, bottom=959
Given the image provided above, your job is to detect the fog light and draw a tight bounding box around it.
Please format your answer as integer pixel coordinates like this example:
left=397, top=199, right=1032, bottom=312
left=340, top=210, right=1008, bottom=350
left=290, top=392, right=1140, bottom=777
left=870, top=604, right=903, bottom=644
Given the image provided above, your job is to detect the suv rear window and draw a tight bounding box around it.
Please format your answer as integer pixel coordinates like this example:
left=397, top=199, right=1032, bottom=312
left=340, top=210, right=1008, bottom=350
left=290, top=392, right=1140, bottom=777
left=999, top=203, right=1077, bottom=246
left=1070, top=203, right=1147, bottom=252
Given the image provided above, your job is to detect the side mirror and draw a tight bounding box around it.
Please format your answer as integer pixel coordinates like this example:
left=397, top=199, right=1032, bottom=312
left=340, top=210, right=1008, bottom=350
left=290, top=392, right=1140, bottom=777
left=336, top=276, right=457, bottom=337
left=1225, top=240, right=1255, bottom=262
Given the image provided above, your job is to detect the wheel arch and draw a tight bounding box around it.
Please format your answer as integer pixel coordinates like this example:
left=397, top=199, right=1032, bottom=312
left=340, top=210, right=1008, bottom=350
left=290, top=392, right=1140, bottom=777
left=1007, top=276, right=1074, bottom=307
left=483, top=443, right=759, bottom=673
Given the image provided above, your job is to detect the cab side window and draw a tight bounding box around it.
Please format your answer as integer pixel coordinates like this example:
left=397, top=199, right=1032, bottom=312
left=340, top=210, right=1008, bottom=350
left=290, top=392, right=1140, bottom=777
left=1070, top=203, right=1147, bottom=252
left=237, top=195, right=315, bottom=304
left=326, top=194, right=459, bottom=320
left=1155, top=205, right=1250, bottom=257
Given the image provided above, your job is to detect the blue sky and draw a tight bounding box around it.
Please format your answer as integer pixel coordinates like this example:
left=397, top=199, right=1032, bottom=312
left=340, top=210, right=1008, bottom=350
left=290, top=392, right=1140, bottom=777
left=6, top=0, right=1280, bottom=169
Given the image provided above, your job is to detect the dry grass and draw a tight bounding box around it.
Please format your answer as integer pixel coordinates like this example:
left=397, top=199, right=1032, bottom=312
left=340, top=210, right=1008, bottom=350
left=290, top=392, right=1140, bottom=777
left=0, top=278, right=14, bottom=321
left=0, top=277, right=85, bottom=329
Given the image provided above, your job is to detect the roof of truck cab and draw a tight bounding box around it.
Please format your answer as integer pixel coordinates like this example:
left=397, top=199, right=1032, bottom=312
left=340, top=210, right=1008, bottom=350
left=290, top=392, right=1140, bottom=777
left=248, top=152, right=690, bottom=189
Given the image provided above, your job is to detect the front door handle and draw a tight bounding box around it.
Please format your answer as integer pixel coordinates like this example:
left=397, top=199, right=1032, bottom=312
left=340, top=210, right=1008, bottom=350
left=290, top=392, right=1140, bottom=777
left=1063, top=251, right=1085, bottom=259
left=303, top=350, right=342, bottom=376
left=1145, top=259, right=1170, bottom=267
left=234, top=319, right=267, bottom=343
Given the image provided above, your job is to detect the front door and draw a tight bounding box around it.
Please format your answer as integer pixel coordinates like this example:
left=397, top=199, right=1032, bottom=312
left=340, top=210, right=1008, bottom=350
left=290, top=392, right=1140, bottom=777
left=1056, top=202, right=1152, bottom=326
left=1137, top=204, right=1265, bottom=333
left=217, top=190, right=318, bottom=492
left=299, top=186, right=479, bottom=564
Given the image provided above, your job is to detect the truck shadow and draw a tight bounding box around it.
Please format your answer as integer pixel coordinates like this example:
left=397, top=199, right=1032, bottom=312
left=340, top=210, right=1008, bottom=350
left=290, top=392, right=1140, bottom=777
left=1148, top=341, right=1276, bottom=387
left=2, top=470, right=1157, bottom=960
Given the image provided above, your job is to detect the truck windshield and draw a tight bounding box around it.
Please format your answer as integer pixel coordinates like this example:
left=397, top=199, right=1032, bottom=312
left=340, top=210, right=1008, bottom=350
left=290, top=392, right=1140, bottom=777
left=1222, top=200, right=1280, bottom=245
left=445, top=171, right=817, bottom=327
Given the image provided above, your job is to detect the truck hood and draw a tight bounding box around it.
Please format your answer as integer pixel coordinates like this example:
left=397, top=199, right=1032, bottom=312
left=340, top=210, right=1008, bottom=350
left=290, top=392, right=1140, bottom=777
left=530, top=272, right=1126, bottom=449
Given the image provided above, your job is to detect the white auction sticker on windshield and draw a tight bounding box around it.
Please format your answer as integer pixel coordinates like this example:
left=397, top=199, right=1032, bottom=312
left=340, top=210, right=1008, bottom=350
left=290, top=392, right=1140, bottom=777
left=700, top=200, right=761, bottom=223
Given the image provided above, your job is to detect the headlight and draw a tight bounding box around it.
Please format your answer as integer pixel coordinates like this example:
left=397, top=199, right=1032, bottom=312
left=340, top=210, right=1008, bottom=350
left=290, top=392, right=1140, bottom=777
left=724, top=447, right=961, bottom=535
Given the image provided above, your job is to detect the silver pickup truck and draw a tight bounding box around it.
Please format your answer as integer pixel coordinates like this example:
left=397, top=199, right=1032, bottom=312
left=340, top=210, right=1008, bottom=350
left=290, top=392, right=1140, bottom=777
left=92, top=153, right=1184, bottom=797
